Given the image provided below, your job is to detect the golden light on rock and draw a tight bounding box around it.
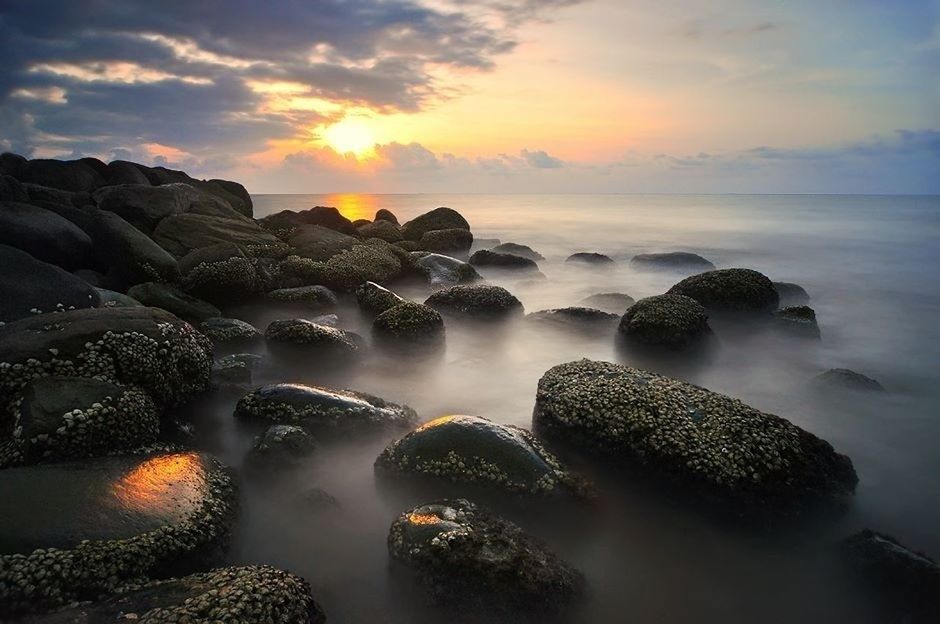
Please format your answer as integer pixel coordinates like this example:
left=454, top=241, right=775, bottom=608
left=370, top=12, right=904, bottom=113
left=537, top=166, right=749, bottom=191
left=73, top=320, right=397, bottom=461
left=407, top=512, right=442, bottom=525
left=111, top=452, right=203, bottom=512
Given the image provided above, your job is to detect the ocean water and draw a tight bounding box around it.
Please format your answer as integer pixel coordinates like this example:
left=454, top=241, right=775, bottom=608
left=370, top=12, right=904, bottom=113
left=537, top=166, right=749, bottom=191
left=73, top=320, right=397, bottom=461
left=209, top=193, right=939, bottom=623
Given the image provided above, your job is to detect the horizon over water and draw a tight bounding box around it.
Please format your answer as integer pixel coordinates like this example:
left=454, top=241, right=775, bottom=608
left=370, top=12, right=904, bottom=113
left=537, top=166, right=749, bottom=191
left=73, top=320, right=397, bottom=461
left=233, top=192, right=940, bottom=623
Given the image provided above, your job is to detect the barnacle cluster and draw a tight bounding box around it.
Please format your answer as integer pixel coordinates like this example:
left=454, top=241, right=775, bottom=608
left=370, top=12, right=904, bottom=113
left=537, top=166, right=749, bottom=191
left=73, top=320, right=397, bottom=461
left=668, top=268, right=779, bottom=312
left=618, top=294, right=711, bottom=347
left=425, top=285, right=523, bottom=319
left=199, top=317, right=261, bottom=344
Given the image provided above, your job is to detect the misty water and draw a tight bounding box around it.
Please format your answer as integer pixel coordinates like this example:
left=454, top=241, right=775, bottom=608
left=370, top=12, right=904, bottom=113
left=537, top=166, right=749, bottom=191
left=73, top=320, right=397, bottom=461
left=196, top=194, right=938, bottom=623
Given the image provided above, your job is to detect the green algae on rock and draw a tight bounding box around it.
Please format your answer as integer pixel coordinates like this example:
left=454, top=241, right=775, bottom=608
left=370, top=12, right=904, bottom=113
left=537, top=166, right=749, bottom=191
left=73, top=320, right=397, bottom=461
left=618, top=293, right=711, bottom=348
left=419, top=228, right=473, bottom=253
left=356, top=281, right=406, bottom=316
left=388, top=499, right=584, bottom=614
left=425, top=284, right=523, bottom=320
left=533, top=359, right=858, bottom=510
left=668, top=268, right=779, bottom=313
left=179, top=242, right=262, bottom=305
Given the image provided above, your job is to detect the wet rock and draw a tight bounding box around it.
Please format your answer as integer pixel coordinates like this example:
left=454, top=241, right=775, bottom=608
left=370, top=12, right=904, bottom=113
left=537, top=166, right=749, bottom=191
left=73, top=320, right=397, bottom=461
left=774, top=281, right=811, bottom=306
left=526, top=307, right=619, bottom=333
left=0, top=451, right=236, bottom=616
left=357, top=281, right=406, bottom=316
left=373, top=302, right=445, bottom=351
left=246, top=424, right=317, bottom=467
left=127, top=282, right=221, bottom=324
left=491, top=242, right=544, bottom=261
left=0, top=245, right=100, bottom=323
left=264, top=319, right=361, bottom=360
left=415, top=253, right=481, bottom=287
left=420, top=228, right=473, bottom=253
left=375, top=208, right=399, bottom=224
left=579, top=292, right=636, bottom=313
left=469, top=249, right=540, bottom=272
left=0, top=201, right=94, bottom=270
left=773, top=305, right=821, bottom=339
left=199, top=317, right=262, bottom=344
left=35, top=565, right=323, bottom=624
left=377, top=415, right=582, bottom=496
left=534, top=360, right=858, bottom=512
left=94, top=287, right=142, bottom=308
left=287, top=243, right=404, bottom=292
left=212, top=353, right=264, bottom=389
left=266, top=285, right=338, bottom=309
left=425, top=284, right=524, bottom=320
left=566, top=252, right=614, bottom=265
left=618, top=294, right=711, bottom=348
left=388, top=499, right=584, bottom=614
left=73, top=269, right=105, bottom=287
left=179, top=242, right=261, bottom=305
left=286, top=224, right=359, bottom=261
left=630, top=251, right=716, bottom=272
left=260, top=206, right=356, bottom=235
left=357, top=219, right=403, bottom=242
left=668, top=268, right=779, bottom=313
left=16, top=157, right=105, bottom=192
left=234, top=383, right=417, bottom=434
left=813, top=368, right=886, bottom=393
left=401, top=207, right=470, bottom=242
left=152, top=213, right=283, bottom=258
left=89, top=210, right=180, bottom=288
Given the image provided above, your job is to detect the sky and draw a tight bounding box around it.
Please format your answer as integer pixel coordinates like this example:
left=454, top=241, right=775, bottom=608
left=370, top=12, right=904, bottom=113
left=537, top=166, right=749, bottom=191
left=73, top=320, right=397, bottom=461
left=0, top=0, right=938, bottom=194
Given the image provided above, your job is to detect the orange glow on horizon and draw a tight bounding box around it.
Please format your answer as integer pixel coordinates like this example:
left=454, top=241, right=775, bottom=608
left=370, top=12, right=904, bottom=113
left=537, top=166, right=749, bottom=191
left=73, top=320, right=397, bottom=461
left=323, top=192, right=378, bottom=221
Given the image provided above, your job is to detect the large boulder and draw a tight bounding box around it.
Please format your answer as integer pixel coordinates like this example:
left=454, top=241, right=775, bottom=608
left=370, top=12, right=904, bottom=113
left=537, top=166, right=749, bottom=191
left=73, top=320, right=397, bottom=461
left=579, top=292, right=635, bottom=313
left=356, top=281, right=406, bottom=316
left=266, top=285, right=338, bottom=309
left=234, top=383, right=417, bottom=434
left=401, top=207, right=470, bottom=242
left=373, top=302, right=445, bottom=351
left=0, top=245, right=99, bottom=323
left=103, top=159, right=151, bottom=185
left=357, top=219, right=403, bottom=242
left=374, top=208, right=399, bottom=224
left=88, top=210, right=180, bottom=288
left=420, top=228, right=473, bottom=253
left=0, top=174, right=29, bottom=202
left=23, top=183, right=90, bottom=208
left=376, top=415, right=583, bottom=496
left=16, top=157, right=105, bottom=192
left=260, top=206, right=355, bottom=235
left=94, top=288, right=142, bottom=308
left=618, top=294, right=711, bottom=348
left=469, top=249, right=540, bottom=272
left=152, top=213, right=283, bottom=258
left=286, top=224, right=359, bottom=260
left=415, top=253, right=480, bottom=287
left=286, top=243, right=404, bottom=292
left=566, top=252, right=613, bottom=265
left=0, top=152, right=27, bottom=178
left=668, top=268, right=779, bottom=313
left=264, top=319, right=362, bottom=360
left=179, top=242, right=261, bottom=304
left=92, top=183, right=210, bottom=233
left=209, top=178, right=254, bottom=218
left=388, top=499, right=584, bottom=614
left=199, top=317, right=262, bottom=345
left=0, top=452, right=236, bottom=616
left=0, top=201, right=94, bottom=270
left=533, top=360, right=858, bottom=512
left=425, top=285, right=524, bottom=320
left=526, top=307, right=618, bottom=334
left=630, top=252, right=715, bottom=272
left=127, top=282, right=221, bottom=324
left=774, top=281, right=811, bottom=306
left=491, top=242, right=544, bottom=261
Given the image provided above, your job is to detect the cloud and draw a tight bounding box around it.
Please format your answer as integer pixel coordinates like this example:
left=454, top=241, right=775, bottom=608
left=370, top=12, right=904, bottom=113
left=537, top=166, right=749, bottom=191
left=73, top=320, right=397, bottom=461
left=521, top=148, right=565, bottom=168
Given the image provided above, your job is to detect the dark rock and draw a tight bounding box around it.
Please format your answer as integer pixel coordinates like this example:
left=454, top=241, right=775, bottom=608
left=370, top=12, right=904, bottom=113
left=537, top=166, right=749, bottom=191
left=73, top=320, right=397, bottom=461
left=375, top=208, right=399, bottom=224
left=199, top=317, right=262, bottom=344
left=23, top=183, right=88, bottom=207
left=420, top=228, right=473, bottom=253
left=0, top=245, right=99, bottom=323
left=92, top=183, right=209, bottom=233
left=127, top=282, right=221, bottom=323
left=373, top=302, right=445, bottom=351
left=415, top=253, right=481, bottom=286
left=89, top=210, right=180, bottom=288
left=469, top=249, right=540, bottom=272
left=235, top=383, right=417, bottom=434
left=246, top=424, right=317, bottom=467
left=94, top=287, right=142, bottom=308
left=266, top=285, right=338, bottom=309
left=260, top=206, right=356, bottom=235
left=813, top=368, right=886, bottom=393
left=179, top=242, right=261, bottom=304
left=357, top=281, right=406, bottom=316
left=618, top=294, right=711, bottom=348
left=212, top=353, right=264, bottom=389
left=73, top=269, right=104, bottom=286
left=395, top=240, right=422, bottom=252
left=287, top=224, right=359, bottom=260
left=152, top=213, right=283, bottom=258
left=773, top=305, right=821, bottom=339
left=103, top=159, right=151, bottom=185
left=401, top=207, right=470, bottom=242
left=0, top=201, right=94, bottom=270
left=0, top=174, right=28, bottom=202
left=534, top=360, right=858, bottom=512
left=357, top=219, right=403, bottom=242
left=566, top=252, right=614, bottom=265
left=774, top=281, right=811, bottom=306
left=491, top=242, right=544, bottom=261
left=425, top=285, right=524, bottom=320
left=296, top=487, right=341, bottom=512
left=17, top=158, right=105, bottom=192
left=388, top=499, right=584, bottom=614
left=526, top=307, right=619, bottom=333
left=668, top=268, right=779, bottom=313
left=0, top=152, right=27, bottom=178
left=264, top=319, right=361, bottom=359
left=282, top=243, right=404, bottom=292
left=579, top=292, right=636, bottom=313
left=631, top=252, right=716, bottom=272
left=209, top=178, right=254, bottom=218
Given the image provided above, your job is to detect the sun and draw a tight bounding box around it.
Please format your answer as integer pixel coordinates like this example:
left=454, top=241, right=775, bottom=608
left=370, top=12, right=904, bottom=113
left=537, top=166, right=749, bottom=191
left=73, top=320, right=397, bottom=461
left=322, top=117, right=376, bottom=158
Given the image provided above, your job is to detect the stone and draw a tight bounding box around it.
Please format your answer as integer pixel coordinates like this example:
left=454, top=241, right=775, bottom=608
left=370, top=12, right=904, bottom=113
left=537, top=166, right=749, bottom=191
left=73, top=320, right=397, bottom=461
left=94, top=288, right=142, bottom=308
left=179, top=242, right=261, bottom=304
left=264, top=319, right=361, bottom=360
left=415, top=253, right=481, bottom=287
left=526, top=307, right=619, bottom=333
left=401, top=207, right=470, bottom=242
left=0, top=201, right=94, bottom=270
left=286, top=224, right=359, bottom=261
left=152, top=213, right=283, bottom=258
left=374, top=208, right=399, bottom=224
left=469, top=249, right=540, bottom=272
left=0, top=174, right=29, bottom=202
left=579, top=292, right=636, bottom=313
left=357, top=219, right=403, bottom=242
left=618, top=294, right=711, bottom=348
left=490, top=242, right=544, bottom=261
left=420, top=228, right=473, bottom=253
left=103, top=159, right=151, bottom=186
left=199, top=317, right=261, bottom=344
left=16, top=157, right=105, bottom=192
left=668, top=268, right=779, bottom=313
left=373, top=302, right=445, bottom=351
left=566, top=252, right=614, bottom=265
left=425, top=285, right=524, bottom=320
left=773, top=305, right=821, bottom=339
left=246, top=424, right=317, bottom=467
left=89, top=210, right=180, bottom=288
left=630, top=252, right=716, bottom=271
left=774, top=281, right=811, bottom=306
left=260, top=206, right=356, bottom=235
left=92, top=183, right=214, bottom=234
left=357, top=281, right=406, bottom=316
left=266, top=285, right=338, bottom=309
left=286, top=243, right=404, bottom=292
left=813, top=368, right=886, bottom=393
left=0, top=245, right=100, bottom=323
left=127, top=282, right=221, bottom=324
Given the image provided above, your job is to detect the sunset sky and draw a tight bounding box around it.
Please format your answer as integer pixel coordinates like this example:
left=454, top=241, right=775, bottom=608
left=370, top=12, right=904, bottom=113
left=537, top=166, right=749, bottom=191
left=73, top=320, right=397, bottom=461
left=1, top=0, right=937, bottom=193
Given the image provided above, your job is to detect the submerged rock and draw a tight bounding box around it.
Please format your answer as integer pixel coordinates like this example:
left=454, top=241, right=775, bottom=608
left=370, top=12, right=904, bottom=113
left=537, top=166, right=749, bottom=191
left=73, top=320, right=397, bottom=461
left=376, top=415, right=583, bottom=496
left=0, top=451, right=236, bottom=616
left=469, top=249, right=540, bottom=272
left=199, top=316, right=262, bottom=344
left=668, top=268, right=779, bottom=313
left=491, top=242, right=544, bottom=261
left=425, top=285, right=524, bottom=320
left=212, top=353, right=264, bottom=389
left=264, top=319, right=361, bottom=360
left=356, top=281, right=406, bottom=316
left=774, top=281, right=811, bottom=306
left=419, top=228, right=473, bottom=253
left=533, top=360, right=858, bottom=512
left=246, top=424, right=317, bottom=467
left=234, top=383, right=417, bottom=434
left=618, top=294, right=711, bottom=348
left=813, top=368, right=886, bottom=393
left=630, top=251, right=715, bottom=272
left=773, top=305, right=821, bottom=339
left=526, top=307, right=619, bottom=333
left=388, top=499, right=584, bottom=614
left=415, top=252, right=481, bottom=286
left=579, top=292, right=636, bottom=313
left=127, top=282, right=221, bottom=324
left=0, top=244, right=100, bottom=323
left=266, top=285, right=338, bottom=309
left=373, top=301, right=445, bottom=351
left=566, top=252, right=614, bottom=265
left=401, top=207, right=470, bottom=242
left=179, top=242, right=261, bottom=304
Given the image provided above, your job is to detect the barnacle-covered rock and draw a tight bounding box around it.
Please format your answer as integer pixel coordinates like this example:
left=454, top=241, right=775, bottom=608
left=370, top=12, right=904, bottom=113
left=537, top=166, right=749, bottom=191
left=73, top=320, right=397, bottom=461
left=127, top=282, right=221, bottom=324
left=415, top=252, right=480, bottom=286
left=579, top=292, right=635, bottom=313
left=630, top=251, right=715, bottom=272
left=179, top=242, right=261, bottom=305
left=34, top=565, right=324, bottom=624
left=356, top=281, right=406, bottom=316
left=388, top=499, right=584, bottom=614
left=234, top=383, right=417, bottom=434
left=357, top=219, right=403, bottom=242
left=618, top=294, right=711, bottom=348
left=774, top=281, right=811, bottom=306
left=373, top=302, right=445, bottom=351
left=469, top=249, right=540, bottom=272
left=491, top=242, right=544, bottom=261
left=199, top=317, right=261, bottom=345
left=0, top=307, right=212, bottom=434
left=813, top=368, right=886, bottom=393
left=246, top=424, right=317, bottom=468
left=566, top=252, right=613, bottom=265
left=401, top=207, right=470, bottom=242
left=376, top=415, right=583, bottom=496
left=526, top=307, right=618, bottom=334
left=395, top=240, right=422, bottom=252
left=0, top=244, right=100, bottom=323
left=282, top=243, right=404, bottom=292
left=773, top=305, right=821, bottom=338
left=264, top=319, right=361, bottom=360
left=420, top=228, right=473, bottom=253
left=668, top=268, right=779, bottom=314
left=534, top=360, right=858, bottom=511
left=425, top=285, right=523, bottom=320
left=89, top=210, right=180, bottom=288
left=0, top=451, right=236, bottom=617
left=266, top=285, right=338, bottom=309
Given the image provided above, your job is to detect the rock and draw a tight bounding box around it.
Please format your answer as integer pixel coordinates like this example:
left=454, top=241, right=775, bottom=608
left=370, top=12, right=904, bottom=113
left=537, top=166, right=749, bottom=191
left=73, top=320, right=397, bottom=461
left=0, top=201, right=94, bottom=270
left=0, top=245, right=100, bottom=323
left=841, top=530, right=940, bottom=622
left=579, top=292, right=636, bottom=313
left=152, top=213, right=283, bottom=258
left=773, top=305, right=821, bottom=339
left=23, top=183, right=90, bottom=208
left=209, top=178, right=254, bottom=218
left=199, top=317, right=262, bottom=344
left=534, top=360, right=858, bottom=512
left=526, top=307, right=619, bottom=333
left=92, top=183, right=206, bottom=233
left=668, top=268, right=779, bottom=313
left=618, top=294, right=711, bottom=348
left=94, top=288, right=142, bottom=308
left=266, top=285, right=338, bottom=309
left=401, top=207, right=470, bottom=242
left=425, top=285, right=524, bottom=320
left=212, top=353, right=264, bottom=389
left=16, top=157, right=105, bottom=192
left=0, top=152, right=27, bottom=178
left=73, top=269, right=105, bottom=287
left=490, top=242, right=544, bottom=261
left=288, top=243, right=403, bottom=292
left=127, top=282, right=221, bottom=324
left=373, top=302, right=445, bottom=351
left=286, top=224, right=359, bottom=261
left=8, top=376, right=159, bottom=465
left=179, top=242, right=261, bottom=304
left=813, top=368, right=886, bottom=393
left=420, top=228, right=473, bottom=253
left=0, top=174, right=29, bottom=202
left=246, top=424, right=317, bottom=467
left=415, top=253, right=481, bottom=286
left=35, top=565, right=323, bottom=624
left=357, top=219, right=403, bottom=242
left=260, top=206, right=356, bottom=235
left=395, top=240, right=422, bottom=252
left=388, top=499, right=584, bottom=613
left=774, top=281, right=811, bottom=306
left=357, top=281, right=406, bottom=316
left=0, top=451, right=236, bottom=616
left=264, top=319, right=361, bottom=360
left=376, top=415, right=583, bottom=496
left=103, top=159, right=151, bottom=185
left=630, top=252, right=715, bottom=271
left=89, top=210, right=180, bottom=288
left=296, top=487, right=341, bottom=512
left=469, top=249, right=540, bottom=272
left=566, top=252, right=614, bottom=265
left=234, top=383, right=417, bottom=434
left=375, top=208, right=399, bottom=224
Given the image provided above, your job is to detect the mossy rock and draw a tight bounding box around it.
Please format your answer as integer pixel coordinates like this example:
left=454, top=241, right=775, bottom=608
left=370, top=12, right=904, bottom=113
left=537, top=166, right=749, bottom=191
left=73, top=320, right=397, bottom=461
left=199, top=317, right=261, bottom=344
left=152, top=213, right=282, bottom=258
left=179, top=242, right=261, bottom=305
left=579, top=292, right=635, bottom=313
left=526, top=307, right=618, bottom=333
left=630, top=252, right=715, bottom=272
left=127, top=282, right=221, bottom=324
left=668, top=268, right=778, bottom=313
left=425, top=285, right=523, bottom=320
left=265, top=285, right=337, bottom=309
left=618, top=294, right=711, bottom=348
left=420, top=228, right=473, bottom=253
left=491, top=242, right=544, bottom=261
left=773, top=305, right=820, bottom=339
left=356, top=281, right=406, bottom=316
left=388, top=499, right=584, bottom=614
left=469, top=249, right=540, bottom=272
left=373, top=302, right=445, bottom=351
left=415, top=253, right=480, bottom=286
left=282, top=243, right=404, bottom=292
left=401, top=207, right=470, bottom=242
